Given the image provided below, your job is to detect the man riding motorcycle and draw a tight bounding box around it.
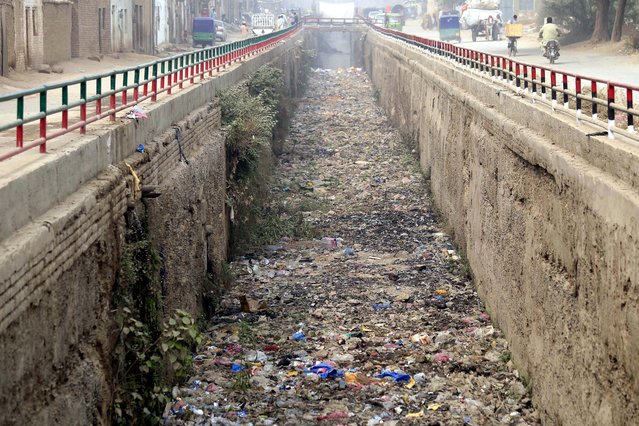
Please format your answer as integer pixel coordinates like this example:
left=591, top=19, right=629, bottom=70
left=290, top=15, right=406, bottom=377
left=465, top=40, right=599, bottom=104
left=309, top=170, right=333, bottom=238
left=539, top=16, right=561, bottom=57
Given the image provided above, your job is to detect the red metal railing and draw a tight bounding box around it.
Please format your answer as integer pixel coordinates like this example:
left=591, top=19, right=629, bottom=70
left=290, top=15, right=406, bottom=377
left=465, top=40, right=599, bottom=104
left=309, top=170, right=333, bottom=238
left=367, top=22, right=638, bottom=140
left=0, top=24, right=300, bottom=162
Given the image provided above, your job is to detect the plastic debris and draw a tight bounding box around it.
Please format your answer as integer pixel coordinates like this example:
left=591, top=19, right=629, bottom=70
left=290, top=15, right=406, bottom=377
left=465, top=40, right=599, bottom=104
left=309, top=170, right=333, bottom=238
left=432, top=353, right=451, bottom=363
left=372, top=303, right=392, bottom=311
left=291, top=331, right=306, bottom=341
left=126, top=106, right=148, bottom=119
left=311, top=362, right=344, bottom=379
left=377, top=370, right=411, bottom=383
left=410, top=333, right=431, bottom=345
left=406, top=410, right=424, bottom=418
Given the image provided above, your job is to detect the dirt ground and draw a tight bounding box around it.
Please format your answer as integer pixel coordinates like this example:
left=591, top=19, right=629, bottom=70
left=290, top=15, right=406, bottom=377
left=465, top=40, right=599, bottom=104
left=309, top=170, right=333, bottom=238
left=163, top=68, right=540, bottom=425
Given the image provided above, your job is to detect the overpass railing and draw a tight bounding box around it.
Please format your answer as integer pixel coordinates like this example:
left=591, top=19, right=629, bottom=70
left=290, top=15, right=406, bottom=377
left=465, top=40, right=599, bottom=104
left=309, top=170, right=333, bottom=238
left=366, top=21, right=638, bottom=140
left=0, top=24, right=300, bottom=162
left=301, top=17, right=383, bottom=27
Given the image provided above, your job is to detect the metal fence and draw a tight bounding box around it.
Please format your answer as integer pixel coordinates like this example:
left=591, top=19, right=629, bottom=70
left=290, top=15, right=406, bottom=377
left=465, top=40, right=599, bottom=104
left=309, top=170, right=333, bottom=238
left=0, top=24, right=300, bottom=162
left=367, top=22, right=638, bottom=141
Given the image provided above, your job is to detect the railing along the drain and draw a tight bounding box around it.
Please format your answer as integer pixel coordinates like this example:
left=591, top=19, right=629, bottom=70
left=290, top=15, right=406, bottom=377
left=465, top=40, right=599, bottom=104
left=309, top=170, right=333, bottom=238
left=364, top=20, right=638, bottom=140
left=0, top=24, right=300, bottom=162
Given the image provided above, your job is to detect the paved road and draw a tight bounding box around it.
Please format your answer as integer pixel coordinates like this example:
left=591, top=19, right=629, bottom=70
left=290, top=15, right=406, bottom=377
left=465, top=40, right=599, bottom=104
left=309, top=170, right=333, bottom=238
left=402, top=19, right=639, bottom=86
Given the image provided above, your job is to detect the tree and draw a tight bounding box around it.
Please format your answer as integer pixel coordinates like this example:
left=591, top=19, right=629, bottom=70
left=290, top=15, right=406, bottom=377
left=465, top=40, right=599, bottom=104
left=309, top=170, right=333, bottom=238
left=611, top=0, right=627, bottom=42
left=591, top=0, right=611, bottom=41
left=543, top=0, right=595, bottom=40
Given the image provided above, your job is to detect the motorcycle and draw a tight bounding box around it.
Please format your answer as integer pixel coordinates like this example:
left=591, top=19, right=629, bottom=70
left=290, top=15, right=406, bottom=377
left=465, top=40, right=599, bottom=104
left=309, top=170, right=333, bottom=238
left=544, top=40, right=559, bottom=64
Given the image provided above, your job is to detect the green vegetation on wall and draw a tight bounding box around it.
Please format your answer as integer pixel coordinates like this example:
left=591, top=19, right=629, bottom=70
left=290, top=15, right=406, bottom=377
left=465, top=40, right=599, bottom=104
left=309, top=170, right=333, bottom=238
left=110, top=211, right=203, bottom=425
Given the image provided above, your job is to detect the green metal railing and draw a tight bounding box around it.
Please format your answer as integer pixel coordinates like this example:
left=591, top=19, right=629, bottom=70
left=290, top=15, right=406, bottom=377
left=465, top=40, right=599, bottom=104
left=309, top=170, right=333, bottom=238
left=0, top=24, right=300, bottom=161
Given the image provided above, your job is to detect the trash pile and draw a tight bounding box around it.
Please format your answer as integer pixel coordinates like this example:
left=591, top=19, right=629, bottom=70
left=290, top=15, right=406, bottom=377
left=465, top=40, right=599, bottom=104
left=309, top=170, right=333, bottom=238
left=164, top=68, right=539, bottom=425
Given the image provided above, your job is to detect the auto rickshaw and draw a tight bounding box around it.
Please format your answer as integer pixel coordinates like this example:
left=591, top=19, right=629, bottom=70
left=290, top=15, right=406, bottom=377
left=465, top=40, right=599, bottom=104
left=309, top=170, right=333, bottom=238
left=439, top=12, right=461, bottom=42
left=192, top=17, right=216, bottom=47
left=384, top=13, right=403, bottom=31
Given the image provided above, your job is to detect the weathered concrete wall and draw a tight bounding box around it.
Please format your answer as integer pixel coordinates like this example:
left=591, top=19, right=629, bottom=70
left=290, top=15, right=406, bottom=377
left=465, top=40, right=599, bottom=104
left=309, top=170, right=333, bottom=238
left=0, top=31, right=304, bottom=425
left=364, top=31, right=639, bottom=425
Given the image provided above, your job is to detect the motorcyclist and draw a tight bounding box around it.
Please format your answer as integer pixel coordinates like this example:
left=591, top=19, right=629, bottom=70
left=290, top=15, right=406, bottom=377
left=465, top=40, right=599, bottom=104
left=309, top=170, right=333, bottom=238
left=539, top=16, right=561, bottom=57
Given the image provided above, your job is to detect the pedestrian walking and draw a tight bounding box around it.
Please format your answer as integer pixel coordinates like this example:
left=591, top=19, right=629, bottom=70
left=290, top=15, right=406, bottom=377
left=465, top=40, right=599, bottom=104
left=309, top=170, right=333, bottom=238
left=240, top=21, right=249, bottom=39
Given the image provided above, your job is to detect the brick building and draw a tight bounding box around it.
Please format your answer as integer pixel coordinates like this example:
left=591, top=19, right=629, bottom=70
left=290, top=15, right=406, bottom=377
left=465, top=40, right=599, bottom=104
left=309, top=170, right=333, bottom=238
left=1, top=0, right=199, bottom=73
left=133, top=0, right=153, bottom=53
left=42, top=0, right=73, bottom=65
left=0, top=0, right=14, bottom=75
left=19, top=0, right=44, bottom=69
left=71, top=0, right=111, bottom=58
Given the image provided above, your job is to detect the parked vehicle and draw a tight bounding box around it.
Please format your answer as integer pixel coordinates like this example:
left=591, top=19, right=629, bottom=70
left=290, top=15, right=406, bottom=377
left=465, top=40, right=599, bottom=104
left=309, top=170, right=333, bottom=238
left=460, top=8, right=503, bottom=41
left=439, top=12, right=461, bottom=42
left=384, top=13, right=403, bottom=31
left=192, top=17, right=216, bottom=47
left=215, top=20, right=227, bottom=41
left=544, top=40, right=560, bottom=63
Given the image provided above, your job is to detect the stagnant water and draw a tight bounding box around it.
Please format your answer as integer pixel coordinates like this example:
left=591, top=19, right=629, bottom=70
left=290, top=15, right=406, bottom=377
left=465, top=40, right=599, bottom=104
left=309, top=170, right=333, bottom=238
left=164, top=69, right=540, bottom=425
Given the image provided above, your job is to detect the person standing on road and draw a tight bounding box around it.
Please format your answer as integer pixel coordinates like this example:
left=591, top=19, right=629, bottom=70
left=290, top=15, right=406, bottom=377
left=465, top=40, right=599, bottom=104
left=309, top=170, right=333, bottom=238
left=291, top=11, right=299, bottom=25
left=276, top=14, right=286, bottom=30
left=507, top=15, right=518, bottom=50
left=539, top=16, right=561, bottom=55
left=240, top=21, right=249, bottom=38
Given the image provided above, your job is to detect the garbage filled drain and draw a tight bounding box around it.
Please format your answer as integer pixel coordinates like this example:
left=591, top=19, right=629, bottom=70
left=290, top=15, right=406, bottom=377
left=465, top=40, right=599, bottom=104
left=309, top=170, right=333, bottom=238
left=164, top=68, right=539, bottom=425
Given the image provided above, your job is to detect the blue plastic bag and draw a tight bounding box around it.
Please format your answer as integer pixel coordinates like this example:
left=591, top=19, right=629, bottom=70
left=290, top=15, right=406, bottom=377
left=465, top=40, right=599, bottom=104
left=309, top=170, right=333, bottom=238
left=311, top=363, right=345, bottom=379
left=377, top=370, right=411, bottom=383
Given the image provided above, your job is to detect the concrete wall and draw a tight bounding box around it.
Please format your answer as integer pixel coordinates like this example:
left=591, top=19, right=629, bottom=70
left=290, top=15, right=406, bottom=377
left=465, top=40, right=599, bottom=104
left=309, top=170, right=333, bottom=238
left=155, top=0, right=169, bottom=48
left=110, top=0, right=133, bottom=52
left=364, top=31, right=639, bottom=426
left=42, top=1, right=72, bottom=64
left=0, top=31, right=304, bottom=425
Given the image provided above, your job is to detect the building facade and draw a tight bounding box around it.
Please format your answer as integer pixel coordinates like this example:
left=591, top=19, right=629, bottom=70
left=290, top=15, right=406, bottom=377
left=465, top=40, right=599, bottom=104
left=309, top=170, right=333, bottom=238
left=0, top=0, right=14, bottom=75
left=42, top=0, right=73, bottom=64
left=1, top=0, right=199, bottom=73
left=71, top=0, right=111, bottom=58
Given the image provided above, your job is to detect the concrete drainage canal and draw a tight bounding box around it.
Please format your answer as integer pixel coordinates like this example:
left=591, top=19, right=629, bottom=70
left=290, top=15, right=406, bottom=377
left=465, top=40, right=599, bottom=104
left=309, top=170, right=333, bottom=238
left=7, top=27, right=635, bottom=426
left=159, top=64, right=537, bottom=424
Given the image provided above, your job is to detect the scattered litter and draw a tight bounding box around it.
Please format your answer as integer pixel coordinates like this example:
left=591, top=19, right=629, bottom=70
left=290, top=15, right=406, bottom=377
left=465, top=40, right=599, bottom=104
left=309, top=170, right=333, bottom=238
left=291, top=331, right=306, bottom=341
left=377, top=370, right=411, bottom=383
left=126, top=106, right=148, bottom=119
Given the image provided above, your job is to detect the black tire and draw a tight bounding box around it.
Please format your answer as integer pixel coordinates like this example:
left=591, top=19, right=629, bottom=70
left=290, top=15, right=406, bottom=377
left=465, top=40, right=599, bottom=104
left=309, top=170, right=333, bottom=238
left=472, top=28, right=477, bottom=42
left=549, top=55, right=555, bottom=64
